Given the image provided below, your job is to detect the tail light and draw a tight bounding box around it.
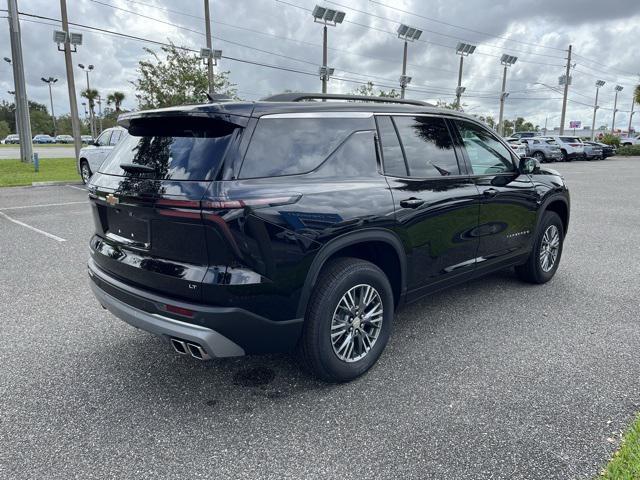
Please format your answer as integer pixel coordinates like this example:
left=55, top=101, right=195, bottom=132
left=165, top=304, right=195, bottom=318
left=202, top=194, right=301, bottom=210
left=569, top=143, right=581, bottom=147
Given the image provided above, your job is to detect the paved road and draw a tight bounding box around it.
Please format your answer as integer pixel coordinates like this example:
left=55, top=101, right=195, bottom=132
left=1, top=158, right=639, bottom=479
left=0, top=145, right=76, bottom=159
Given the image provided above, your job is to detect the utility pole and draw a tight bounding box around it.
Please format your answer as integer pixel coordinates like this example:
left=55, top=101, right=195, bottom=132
left=321, top=25, right=328, bottom=94
left=559, top=44, right=572, bottom=135
left=396, top=25, right=420, bottom=99
left=590, top=80, right=605, bottom=140
left=41, top=77, right=58, bottom=137
left=7, top=0, right=33, bottom=163
left=455, top=55, right=464, bottom=108
left=312, top=6, right=344, bottom=96
left=454, top=43, right=476, bottom=110
left=60, top=0, right=82, bottom=162
left=497, top=55, right=517, bottom=136
left=400, top=40, right=408, bottom=99
left=612, top=85, right=623, bottom=133
left=204, top=0, right=214, bottom=95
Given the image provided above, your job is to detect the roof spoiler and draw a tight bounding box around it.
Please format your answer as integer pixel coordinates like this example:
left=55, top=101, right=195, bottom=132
left=260, top=92, right=432, bottom=107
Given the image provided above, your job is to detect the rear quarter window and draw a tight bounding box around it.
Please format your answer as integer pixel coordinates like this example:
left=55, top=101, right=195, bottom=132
left=239, top=116, right=374, bottom=178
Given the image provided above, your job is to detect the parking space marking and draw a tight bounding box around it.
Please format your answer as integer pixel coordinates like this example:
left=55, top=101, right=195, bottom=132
left=0, top=211, right=66, bottom=242
left=67, top=185, right=87, bottom=192
left=0, top=201, right=86, bottom=211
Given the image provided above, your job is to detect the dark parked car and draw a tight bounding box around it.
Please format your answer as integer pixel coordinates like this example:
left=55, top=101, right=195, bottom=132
left=584, top=141, right=615, bottom=159
left=87, top=93, right=570, bottom=382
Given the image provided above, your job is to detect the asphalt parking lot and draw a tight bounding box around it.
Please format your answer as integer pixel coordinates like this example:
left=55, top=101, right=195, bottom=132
left=1, top=158, right=639, bottom=480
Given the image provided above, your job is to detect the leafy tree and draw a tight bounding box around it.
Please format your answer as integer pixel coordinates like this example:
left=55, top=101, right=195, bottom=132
left=56, top=114, right=90, bottom=135
left=107, top=91, right=126, bottom=112
left=132, top=43, right=236, bottom=109
left=0, top=120, right=9, bottom=139
left=600, top=133, right=620, bottom=148
left=351, top=81, right=400, bottom=98
left=435, top=99, right=457, bottom=110
left=634, top=84, right=640, bottom=105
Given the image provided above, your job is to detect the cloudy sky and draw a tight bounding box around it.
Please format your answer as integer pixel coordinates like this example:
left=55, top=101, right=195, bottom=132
left=2, top=0, right=639, bottom=131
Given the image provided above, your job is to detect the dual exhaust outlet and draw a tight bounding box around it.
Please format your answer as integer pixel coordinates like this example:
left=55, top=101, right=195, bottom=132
left=170, top=338, right=211, bottom=360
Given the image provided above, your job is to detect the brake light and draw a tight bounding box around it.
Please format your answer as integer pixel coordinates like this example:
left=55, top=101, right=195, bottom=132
left=156, top=198, right=202, bottom=219
left=165, top=304, right=195, bottom=318
left=202, top=194, right=301, bottom=210
left=569, top=143, right=581, bottom=147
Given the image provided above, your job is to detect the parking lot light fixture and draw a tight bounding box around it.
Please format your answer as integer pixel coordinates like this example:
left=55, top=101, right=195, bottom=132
left=312, top=4, right=345, bottom=95
left=455, top=42, right=476, bottom=109
left=41, top=76, right=59, bottom=137
left=590, top=80, right=606, bottom=140
left=396, top=24, right=422, bottom=99
left=497, top=54, right=517, bottom=136
left=3, top=57, right=11, bottom=63
left=612, top=85, right=623, bottom=132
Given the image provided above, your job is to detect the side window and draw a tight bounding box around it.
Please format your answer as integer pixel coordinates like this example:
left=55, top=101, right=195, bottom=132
left=455, top=120, right=515, bottom=175
left=239, top=117, right=372, bottom=178
left=393, top=116, right=460, bottom=177
left=96, top=131, right=111, bottom=146
left=109, top=130, right=122, bottom=146
left=316, top=131, right=379, bottom=178
left=376, top=116, right=407, bottom=177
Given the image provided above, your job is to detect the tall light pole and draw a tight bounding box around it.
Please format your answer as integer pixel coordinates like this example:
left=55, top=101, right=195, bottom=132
left=96, top=94, right=103, bottom=134
left=396, top=24, right=422, bottom=99
left=6, top=87, right=20, bottom=140
left=590, top=80, right=605, bottom=140
left=497, top=54, right=517, bottom=136
left=455, top=42, right=476, bottom=110
left=7, top=0, right=33, bottom=163
left=612, top=85, right=623, bottom=133
left=55, top=2, right=83, bottom=161
left=312, top=5, right=345, bottom=95
left=203, top=0, right=214, bottom=96
left=559, top=44, right=572, bottom=135
left=78, top=63, right=95, bottom=137
left=41, top=77, right=58, bottom=137
left=627, top=96, right=636, bottom=136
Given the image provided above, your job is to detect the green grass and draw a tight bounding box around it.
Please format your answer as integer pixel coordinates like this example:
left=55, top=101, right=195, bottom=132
left=0, top=158, right=78, bottom=187
left=600, top=413, right=640, bottom=479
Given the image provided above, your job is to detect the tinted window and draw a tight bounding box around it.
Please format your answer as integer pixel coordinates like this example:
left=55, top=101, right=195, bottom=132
left=96, top=131, right=111, bottom=146
left=316, top=131, right=378, bottom=178
left=99, top=129, right=236, bottom=181
left=393, top=116, right=459, bottom=177
left=560, top=137, right=580, bottom=143
left=455, top=120, right=515, bottom=175
left=109, top=130, right=122, bottom=146
left=376, top=116, right=407, bottom=176
left=240, top=117, right=372, bottom=178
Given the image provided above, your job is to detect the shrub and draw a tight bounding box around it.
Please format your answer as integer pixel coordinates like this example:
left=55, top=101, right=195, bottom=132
left=617, top=145, right=640, bottom=156
left=599, top=133, right=621, bottom=148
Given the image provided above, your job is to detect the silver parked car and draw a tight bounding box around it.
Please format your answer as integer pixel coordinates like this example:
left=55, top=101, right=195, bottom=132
left=582, top=142, right=603, bottom=160
left=77, top=127, right=126, bottom=184
left=521, top=137, right=563, bottom=163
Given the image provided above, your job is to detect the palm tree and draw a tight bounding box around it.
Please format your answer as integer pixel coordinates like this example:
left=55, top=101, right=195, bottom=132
left=81, top=88, right=99, bottom=137
left=107, top=91, right=125, bottom=113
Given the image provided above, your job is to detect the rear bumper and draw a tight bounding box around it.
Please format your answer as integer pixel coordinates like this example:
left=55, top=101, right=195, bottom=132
left=88, top=258, right=304, bottom=357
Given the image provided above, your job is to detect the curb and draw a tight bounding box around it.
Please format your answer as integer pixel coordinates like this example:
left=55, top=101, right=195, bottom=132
left=31, top=180, right=83, bottom=187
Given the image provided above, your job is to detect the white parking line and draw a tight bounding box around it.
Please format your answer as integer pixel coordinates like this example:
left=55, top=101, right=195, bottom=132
left=67, top=185, right=86, bottom=192
left=0, top=211, right=66, bottom=242
left=0, top=201, right=86, bottom=211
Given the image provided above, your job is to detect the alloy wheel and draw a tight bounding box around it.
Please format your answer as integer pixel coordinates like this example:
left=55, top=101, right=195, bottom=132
left=81, top=163, right=91, bottom=184
left=330, top=284, right=383, bottom=363
left=539, top=225, right=560, bottom=272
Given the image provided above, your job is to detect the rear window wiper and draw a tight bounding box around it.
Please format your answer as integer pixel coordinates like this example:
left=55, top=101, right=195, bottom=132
left=119, top=162, right=155, bottom=174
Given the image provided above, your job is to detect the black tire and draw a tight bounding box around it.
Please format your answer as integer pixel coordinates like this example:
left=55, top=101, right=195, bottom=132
left=80, top=160, right=92, bottom=184
left=533, top=151, right=545, bottom=163
left=298, top=257, right=394, bottom=383
left=515, top=211, right=564, bottom=284
left=560, top=150, right=568, bottom=162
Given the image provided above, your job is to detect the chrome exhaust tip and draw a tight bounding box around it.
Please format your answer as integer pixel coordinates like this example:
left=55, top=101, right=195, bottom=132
left=187, top=342, right=211, bottom=361
left=170, top=338, right=188, bottom=355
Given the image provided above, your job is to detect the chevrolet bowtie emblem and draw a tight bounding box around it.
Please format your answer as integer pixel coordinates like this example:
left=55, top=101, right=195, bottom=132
left=106, top=194, right=119, bottom=206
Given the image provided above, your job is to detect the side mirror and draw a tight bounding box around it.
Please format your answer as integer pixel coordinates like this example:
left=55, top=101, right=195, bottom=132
left=519, top=156, right=540, bottom=174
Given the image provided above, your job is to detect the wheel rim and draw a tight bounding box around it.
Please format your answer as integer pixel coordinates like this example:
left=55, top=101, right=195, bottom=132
left=539, top=225, right=560, bottom=272
left=81, top=164, right=91, bottom=183
left=330, top=284, right=383, bottom=363
left=535, top=152, right=544, bottom=162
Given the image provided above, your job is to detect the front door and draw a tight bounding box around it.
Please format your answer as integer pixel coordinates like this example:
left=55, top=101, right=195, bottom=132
left=452, top=119, right=538, bottom=268
left=376, top=115, right=481, bottom=296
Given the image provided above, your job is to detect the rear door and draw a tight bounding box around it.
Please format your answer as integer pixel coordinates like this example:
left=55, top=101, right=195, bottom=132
left=452, top=119, right=538, bottom=268
left=87, top=130, right=112, bottom=173
left=89, top=116, right=243, bottom=301
left=376, top=114, right=480, bottom=296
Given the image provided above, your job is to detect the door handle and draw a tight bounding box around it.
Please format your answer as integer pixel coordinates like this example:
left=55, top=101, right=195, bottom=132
left=482, top=188, right=499, bottom=197
left=400, top=197, right=425, bottom=209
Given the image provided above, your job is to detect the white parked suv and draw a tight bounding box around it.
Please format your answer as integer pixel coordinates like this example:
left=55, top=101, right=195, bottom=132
left=620, top=134, right=640, bottom=146
left=543, top=135, right=584, bottom=162
left=78, top=127, right=126, bottom=184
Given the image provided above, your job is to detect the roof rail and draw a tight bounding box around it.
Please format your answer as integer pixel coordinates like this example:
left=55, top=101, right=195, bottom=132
left=260, top=92, right=432, bottom=107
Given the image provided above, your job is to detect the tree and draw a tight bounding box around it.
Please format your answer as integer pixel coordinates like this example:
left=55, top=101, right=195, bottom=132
left=0, top=120, right=9, bottom=139
left=634, top=84, right=640, bottom=105
left=132, top=43, right=236, bottom=109
left=107, top=91, right=125, bottom=112
left=81, top=88, right=99, bottom=135
left=351, top=81, right=400, bottom=98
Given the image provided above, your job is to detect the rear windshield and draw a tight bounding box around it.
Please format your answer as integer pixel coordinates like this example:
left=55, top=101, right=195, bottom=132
left=99, top=119, right=238, bottom=181
left=560, top=137, right=581, bottom=143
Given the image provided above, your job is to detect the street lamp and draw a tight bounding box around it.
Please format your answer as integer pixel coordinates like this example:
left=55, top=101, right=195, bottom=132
left=312, top=4, right=346, bottom=95
left=612, top=85, right=623, bottom=132
left=78, top=63, right=95, bottom=137
left=4, top=58, right=20, bottom=140
left=497, top=54, right=517, bottom=136
left=396, top=24, right=422, bottom=99
left=455, top=42, right=476, bottom=109
left=41, top=77, right=58, bottom=137
left=590, top=80, right=605, bottom=140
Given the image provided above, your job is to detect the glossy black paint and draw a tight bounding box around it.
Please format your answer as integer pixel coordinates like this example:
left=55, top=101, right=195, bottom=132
left=88, top=101, right=570, bottom=354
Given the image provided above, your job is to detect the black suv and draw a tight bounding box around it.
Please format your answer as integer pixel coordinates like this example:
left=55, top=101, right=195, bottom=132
left=87, top=93, right=570, bottom=382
